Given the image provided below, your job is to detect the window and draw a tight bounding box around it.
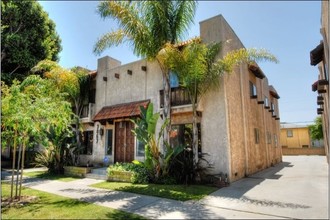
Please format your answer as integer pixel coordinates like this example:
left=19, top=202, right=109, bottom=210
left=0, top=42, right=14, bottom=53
left=254, top=128, right=260, bottom=144
left=81, top=131, right=93, bottom=155
left=287, top=129, right=293, bottom=137
left=105, top=129, right=113, bottom=155
left=302, top=145, right=309, bottom=148
left=170, top=71, right=179, bottom=88
left=264, top=96, right=270, bottom=109
left=274, top=134, right=278, bottom=147
left=136, top=139, right=145, bottom=157
left=271, top=103, right=276, bottom=116
left=267, top=131, right=272, bottom=144
left=170, top=123, right=202, bottom=155
left=249, top=81, right=257, bottom=98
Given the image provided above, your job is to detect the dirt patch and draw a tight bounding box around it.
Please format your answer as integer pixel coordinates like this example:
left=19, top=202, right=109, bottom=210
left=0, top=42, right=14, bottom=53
left=1, top=196, right=39, bottom=208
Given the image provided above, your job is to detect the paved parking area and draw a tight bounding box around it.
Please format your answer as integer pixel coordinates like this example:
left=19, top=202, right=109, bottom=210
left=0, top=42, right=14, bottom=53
left=200, top=156, right=329, bottom=219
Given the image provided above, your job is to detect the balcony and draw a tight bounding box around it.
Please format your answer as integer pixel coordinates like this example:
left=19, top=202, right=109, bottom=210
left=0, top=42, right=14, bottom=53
left=80, top=103, right=95, bottom=123
left=160, top=87, right=191, bottom=108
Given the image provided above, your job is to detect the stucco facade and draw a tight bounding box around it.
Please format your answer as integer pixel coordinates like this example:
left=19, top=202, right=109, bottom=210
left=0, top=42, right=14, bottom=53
left=80, top=15, right=282, bottom=182
left=310, top=1, right=329, bottom=163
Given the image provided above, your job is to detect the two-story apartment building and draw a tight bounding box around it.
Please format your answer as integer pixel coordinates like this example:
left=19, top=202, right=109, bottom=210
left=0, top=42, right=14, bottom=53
left=79, top=15, right=282, bottom=183
left=310, top=1, right=329, bottom=162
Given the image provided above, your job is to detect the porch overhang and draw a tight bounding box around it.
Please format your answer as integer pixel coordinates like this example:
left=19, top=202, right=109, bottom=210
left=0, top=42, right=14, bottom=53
left=93, top=100, right=150, bottom=122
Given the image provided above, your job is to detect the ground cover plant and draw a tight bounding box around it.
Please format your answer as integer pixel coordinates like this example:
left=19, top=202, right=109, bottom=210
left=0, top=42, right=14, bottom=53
left=1, top=182, right=144, bottom=219
left=90, top=181, right=218, bottom=201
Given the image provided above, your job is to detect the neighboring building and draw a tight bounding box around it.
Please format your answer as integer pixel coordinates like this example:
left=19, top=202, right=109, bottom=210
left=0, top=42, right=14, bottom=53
left=80, top=15, right=282, bottom=183
left=280, top=123, right=325, bottom=155
left=310, top=1, right=329, bottom=162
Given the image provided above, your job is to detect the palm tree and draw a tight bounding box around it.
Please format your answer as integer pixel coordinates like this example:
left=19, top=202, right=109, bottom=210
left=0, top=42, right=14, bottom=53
left=93, top=0, right=197, bottom=144
left=161, top=41, right=278, bottom=163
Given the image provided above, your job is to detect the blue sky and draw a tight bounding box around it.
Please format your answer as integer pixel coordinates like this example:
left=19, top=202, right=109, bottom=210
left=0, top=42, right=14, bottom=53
left=39, top=1, right=322, bottom=124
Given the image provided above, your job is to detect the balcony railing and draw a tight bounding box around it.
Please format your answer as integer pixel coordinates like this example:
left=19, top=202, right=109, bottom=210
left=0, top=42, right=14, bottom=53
left=80, top=103, right=95, bottom=122
left=160, top=87, right=191, bottom=108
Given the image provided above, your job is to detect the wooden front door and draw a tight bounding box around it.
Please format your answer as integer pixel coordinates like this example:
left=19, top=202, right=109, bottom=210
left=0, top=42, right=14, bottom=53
left=115, top=121, right=135, bottom=163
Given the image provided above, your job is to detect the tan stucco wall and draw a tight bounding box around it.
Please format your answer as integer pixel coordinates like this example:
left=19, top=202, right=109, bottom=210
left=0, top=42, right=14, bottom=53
left=200, top=15, right=282, bottom=182
left=321, top=0, right=329, bottom=163
left=91, top=57, right=164, bottom=164
left=280, top=127, right=311, bottom=148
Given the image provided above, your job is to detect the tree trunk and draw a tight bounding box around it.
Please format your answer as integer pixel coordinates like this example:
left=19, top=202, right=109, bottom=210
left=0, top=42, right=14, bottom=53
left=162, top=70, right=171, bottom=148
left=10, top=127, right=17, bottom=200
left=18, top=136, right=27, bottom=200
left=15, top=144, right=22, bottom=198
left=192, top=103, right=199, bottom=165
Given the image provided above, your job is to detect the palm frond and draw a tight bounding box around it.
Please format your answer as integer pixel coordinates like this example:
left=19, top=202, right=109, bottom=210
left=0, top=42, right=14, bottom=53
left=93, top=29, right=126, bottom=55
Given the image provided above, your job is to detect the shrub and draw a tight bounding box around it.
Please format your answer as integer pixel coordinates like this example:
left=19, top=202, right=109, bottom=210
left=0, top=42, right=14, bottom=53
left=107, top=162, right=150, bottom=184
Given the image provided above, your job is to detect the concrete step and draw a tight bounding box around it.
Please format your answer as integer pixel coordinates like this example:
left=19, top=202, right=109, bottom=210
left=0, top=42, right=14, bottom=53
left=91, top=167, right=107, bottom=175
left=85, top=173, right=107, bottom=180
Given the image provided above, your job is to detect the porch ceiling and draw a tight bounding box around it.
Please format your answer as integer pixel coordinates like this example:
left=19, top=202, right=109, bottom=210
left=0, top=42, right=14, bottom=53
left=93, top=99, right=150, bottom=121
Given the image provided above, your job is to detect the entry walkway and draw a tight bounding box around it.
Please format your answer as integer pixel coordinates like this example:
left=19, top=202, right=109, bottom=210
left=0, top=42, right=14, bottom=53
left=7, top=156, right=329, bottom=219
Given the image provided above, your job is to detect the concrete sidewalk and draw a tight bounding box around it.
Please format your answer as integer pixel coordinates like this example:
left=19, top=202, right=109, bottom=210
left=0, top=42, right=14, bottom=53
left=4, top=156, right=328, bottom=219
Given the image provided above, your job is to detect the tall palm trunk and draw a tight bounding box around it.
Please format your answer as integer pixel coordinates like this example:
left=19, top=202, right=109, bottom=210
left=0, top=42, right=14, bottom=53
left=192, top=103, right=199, bottom=164
left=162, top=70, right=171, bottom=146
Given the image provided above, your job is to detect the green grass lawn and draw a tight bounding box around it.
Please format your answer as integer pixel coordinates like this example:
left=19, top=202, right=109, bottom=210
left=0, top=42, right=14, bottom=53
left=23, top=171, right=82, bottom=182
left=1, top=183, right=145, bottom=219
left=90, top=181, right=218, bottom=201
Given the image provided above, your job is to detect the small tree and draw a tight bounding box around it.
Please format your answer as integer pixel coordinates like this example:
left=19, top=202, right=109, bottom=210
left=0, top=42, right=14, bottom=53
left=1, top=75, right=72, bottom=200
left=32, top=60, right=92, bottom=159
left=309, top=116, right=323, bottom=140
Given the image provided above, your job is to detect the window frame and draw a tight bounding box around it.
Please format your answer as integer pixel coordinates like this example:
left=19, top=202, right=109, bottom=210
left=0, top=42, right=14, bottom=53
left=249, top=81, right=257, bottom=99
left=254, top=128, right=260, bottom=144
left=287, top=129, right=293, bottom=138
left=81, top=130, right=93, bottom=155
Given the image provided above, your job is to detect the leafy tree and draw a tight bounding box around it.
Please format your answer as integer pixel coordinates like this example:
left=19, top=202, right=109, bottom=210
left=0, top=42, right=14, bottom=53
left=161, top=41, right=278, bottom=163
left=1, top=0, right=62, bottom=84
left=94, top=0, right=197, bottom=145
left=1, top=75, right=72, bottom=201
left=309, top=116, right=323, bottom=140
left=32, top=60, right=92, bottom=154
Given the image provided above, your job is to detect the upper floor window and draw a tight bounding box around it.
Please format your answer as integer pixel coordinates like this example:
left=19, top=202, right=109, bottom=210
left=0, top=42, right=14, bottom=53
left=287, top=129, right=293, bottom=137
left=170, top=71, right=179, bottom=88
left=264, top=96, right=270, bottom=109
left=250, top=81, right=257, bottom=99
left=271, top=103, right=276, bottom=116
